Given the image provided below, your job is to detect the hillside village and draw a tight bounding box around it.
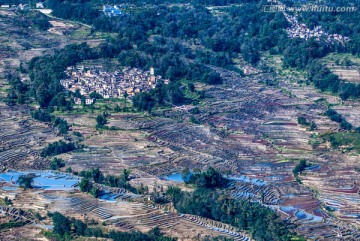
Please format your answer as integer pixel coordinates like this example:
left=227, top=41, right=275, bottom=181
left=60, top=66, right=169, bottom=104
left=284, top=12, right=350, bottom=44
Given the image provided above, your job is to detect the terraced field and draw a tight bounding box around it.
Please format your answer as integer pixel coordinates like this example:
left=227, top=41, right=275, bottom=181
left=1, top=8, right=360, bottom=241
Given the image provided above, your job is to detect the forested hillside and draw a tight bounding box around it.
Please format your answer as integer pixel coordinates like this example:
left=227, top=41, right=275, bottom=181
left=23, top=0, right=360, bottom=113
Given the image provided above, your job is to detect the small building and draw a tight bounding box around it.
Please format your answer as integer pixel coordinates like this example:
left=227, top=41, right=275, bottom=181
left=103, top=5, right=122, bottom=17
left=73, top=98, right=81, bottom=105
left=36, top=2, right=44, bottom=8
left=18, top=4, right=30, bottom=11
left=85, top=98, right=94, bottom=105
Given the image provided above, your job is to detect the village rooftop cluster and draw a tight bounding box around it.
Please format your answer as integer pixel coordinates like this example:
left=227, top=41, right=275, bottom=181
left=60, top=66, right=169, bottom=105
left=102, top=5, right=123, bottom=17
left=284, top=13, right=350, bottom=44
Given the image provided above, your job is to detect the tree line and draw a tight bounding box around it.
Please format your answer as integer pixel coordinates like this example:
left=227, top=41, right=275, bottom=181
left=167, top=186, right=295, bottom=241
left=45, top=0, right=360, bottom=103
left=166, top=167, right=299, bottom=241
left=77, top=168, right=136, bottom=197
left=48, top=211, right=177, bottom=241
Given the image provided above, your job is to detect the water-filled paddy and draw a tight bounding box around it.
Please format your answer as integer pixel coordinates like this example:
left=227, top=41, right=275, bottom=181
left=162, top=173, right=184, bottom=182
left=227, top=175, right=266, bottom=186
left=0, top=170, right=79, bottom=191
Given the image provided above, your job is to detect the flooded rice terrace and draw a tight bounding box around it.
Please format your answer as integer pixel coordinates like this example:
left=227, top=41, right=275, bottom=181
left=0, top=170, right=79, bottom=191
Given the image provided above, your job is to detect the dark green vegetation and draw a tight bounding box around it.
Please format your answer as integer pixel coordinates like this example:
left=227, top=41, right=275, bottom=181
left=17, top=174, right=35, bottom=189
left=132, top=82, right=187, bottom=112
left=0, top=221, right=28, bottom=231
left=31, top=109, right=70, bottom=134
left=168, top=168, right=294, bottom=240
left=323, top=132, right=360, bottom=152
left=95, top=112, right=108, bottom=128
left=297, top=0, right=360, bottom=56
left=24, top=11, right=51, bottom=31
left=50, top=158, right=66, bottom=170
left=41, top=140, right=77, bottom=157
left=325, top=109, right=353, bottom=130
left=78, top=168, right=135, bottom=197
left=28, top=43, right=95, bottom=109
left=307, top=60, right=360, bottom=100
left=53, top=117, right=70, bottom=134
left=182, top=167, right=228, bottom=188
left=293, top=160, right=309, bottom=175
left=28, top=0, right=289, bottom=111
left=297, top=116, right=316, bottom=130
left=167, top=187, right=293, bottom=241
left=293, top=160, right=310, bottom=184
left=0, top=197, right=12, bottom=206
left=48, top=212, right=176, bottom=241
left=22, top=0, right=359, bottom=118
left=4, top=72, right=29, bottom=105
left=44, top=0, right=360, bottom=101
left=78, top=178, right=100, bottom=198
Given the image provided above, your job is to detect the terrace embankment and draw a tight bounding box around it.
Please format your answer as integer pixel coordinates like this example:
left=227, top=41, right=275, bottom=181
left=0, top=104, right=61, bottom=169
left=56, top=66, right=360, bottom=239
left=1, top=8, right=360, bottom=240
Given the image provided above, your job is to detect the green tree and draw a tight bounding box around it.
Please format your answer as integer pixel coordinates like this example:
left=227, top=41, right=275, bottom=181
left=293, top=160, right=309, bottom=175
left=74, top=219, right=87, bottom=236
left=96, top=113, right=107, bottom=128
left=50, top=158, right=65, bottom=170
left=297, top=116, right=309, bottom=126
left=90, top=186, right=101, bottom=198
left=17, top=174, right=34, bottom=189
left=79, top=178, right=93, bottom=193
left=52, top=212, right=71, bottom=236
left=309, top=121, right=317, bottom=131
left=122, top=169, right=131, bottom=183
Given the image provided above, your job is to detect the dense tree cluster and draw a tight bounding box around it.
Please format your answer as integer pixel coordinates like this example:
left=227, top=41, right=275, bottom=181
left=132, top=82, right=186, bottom=112
left=322, top=132, right=360, bottom=150
left=181, top=167, right=228, bottom=188
left=28, top=0, right=360, bottom=110
left=325, top=109, right=353, bottom=130
left=17, top=174, right=35, bottom=189
left=41, top=140, right=77, bottom=157
left=0, top=221, right=28, bottom=231
left=31, top=109, right=52, bottom=122
left=95, top=112, right=108, bottom=128
left=31, top=109, right=70, bottom=134
left=293, top=160, right=309, bottom=175
left=4, top=72, right=29, bottom=105
left=297, top=0, right=360, bottom=57
left=307, top=60, right=360, bottom=100
left=49, top=211, right=176, bottom=241
left=28, top=11, right=52, bottom=31
left=53, top=117, right=70, bottom=134
left=78, top=168, right=134, bottom=197
left=28, top=43, right=97, bottom=108
left=50, top=157, right=65, bottom=170
left=48, top=0, right=288, bottom=66
left=89, top=91, right=103, bottom=100
left=167, top=187, right=293, bottom=241
left=78, top=178, right=100, bottom=198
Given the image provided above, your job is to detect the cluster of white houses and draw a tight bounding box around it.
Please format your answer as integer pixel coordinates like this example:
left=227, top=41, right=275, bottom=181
left=284, top=13, right=350, bottom=44
left=102, top=5, right=123, bottom=17
left=60, top=66, right=169, bottom=105
left=0, top=2, right=44, bottom=10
